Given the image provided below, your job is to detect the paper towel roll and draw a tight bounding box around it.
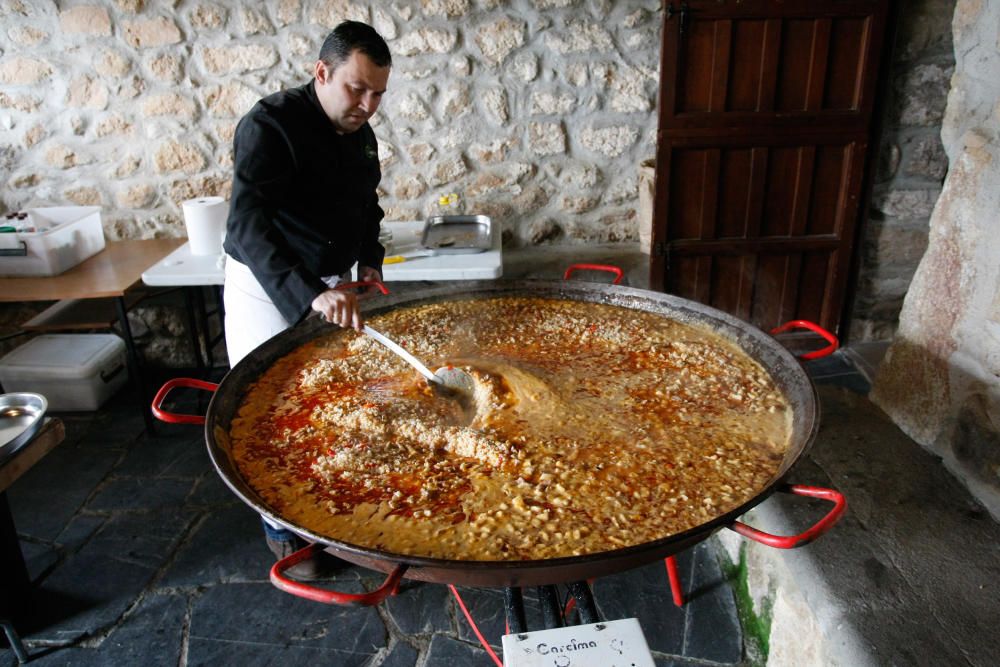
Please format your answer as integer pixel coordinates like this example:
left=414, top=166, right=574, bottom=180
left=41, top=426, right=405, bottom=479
left=182, top=196, right=228, bottom=256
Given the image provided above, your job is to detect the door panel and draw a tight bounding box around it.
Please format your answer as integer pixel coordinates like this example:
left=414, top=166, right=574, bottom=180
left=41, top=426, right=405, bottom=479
left=775, top=20, right=820, bottom=112
left=663, top=138, right=864, bottom=243
left=762, top=146, right=812, bottom=237
left=750, top=253, right=802, bottom=326
left=717, top=148, right=754, bottom=238
left=651, top=0, right=890, bottom=333
left=677, top=21, right=723, bottom=113
left=728, top=21, right=769, bottom=112
left=659, top=134, right=865, bottom=330
left=666, top=8, right=881, bottom=129
left=807, top=144, right=852, bottom=235
left=670, top=247, right=838, bottom=330
left=825, top=18, right=868, bottom=109
left=667, top=149, right=714, bottom=239
left=711, top=255, right=756, bottom=318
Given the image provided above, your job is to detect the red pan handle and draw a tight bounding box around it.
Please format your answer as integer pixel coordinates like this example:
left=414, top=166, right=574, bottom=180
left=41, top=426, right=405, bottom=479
left=728, top=484, right=847, bottom=549
left=335, top=280, right=390, bottom=295
left=563, top=263, right=624, bottom=285
left=270, top=543, right=408, bottom=606
left=151, top=378, right=218, bottom=425
left=769, top=320, right=839, bottom=360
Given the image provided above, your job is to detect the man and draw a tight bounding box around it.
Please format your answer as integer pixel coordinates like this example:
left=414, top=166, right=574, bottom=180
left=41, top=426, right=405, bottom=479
left=222, top=21, right=391, bottom=577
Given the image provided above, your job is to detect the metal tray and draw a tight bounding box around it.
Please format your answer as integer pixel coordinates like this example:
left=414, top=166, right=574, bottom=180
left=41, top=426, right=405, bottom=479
left=0, top=392, right=47, bottom=465
left=420, top=215, right=492, bottom=254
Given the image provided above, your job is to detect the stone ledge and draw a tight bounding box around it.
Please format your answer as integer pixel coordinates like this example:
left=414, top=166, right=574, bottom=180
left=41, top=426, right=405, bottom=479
left=717, top=504, right=875, bottom=667
left=716, top=384, right=1000, bottom=666
left=501, top=243, right=650, bottom=287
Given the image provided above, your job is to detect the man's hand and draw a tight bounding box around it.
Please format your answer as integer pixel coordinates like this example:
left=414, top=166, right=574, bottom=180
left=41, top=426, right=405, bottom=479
left=311, top=288, right=363, bottom=331
left=310, top=267, right=381, bottom=329
left=357, top=265, right=382, bottom=291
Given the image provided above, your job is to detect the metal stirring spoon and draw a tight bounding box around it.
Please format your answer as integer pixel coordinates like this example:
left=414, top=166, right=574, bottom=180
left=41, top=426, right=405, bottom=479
left=362, top=325, right=475, bottom=395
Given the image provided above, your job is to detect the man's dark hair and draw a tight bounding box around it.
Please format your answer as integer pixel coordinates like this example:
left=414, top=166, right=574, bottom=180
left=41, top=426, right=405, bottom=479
left=319, top=21, right=391, bottom=70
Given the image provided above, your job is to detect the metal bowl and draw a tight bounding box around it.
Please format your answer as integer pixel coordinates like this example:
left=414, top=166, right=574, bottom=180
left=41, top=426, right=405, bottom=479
left=0, top=392, right=48, bottom=464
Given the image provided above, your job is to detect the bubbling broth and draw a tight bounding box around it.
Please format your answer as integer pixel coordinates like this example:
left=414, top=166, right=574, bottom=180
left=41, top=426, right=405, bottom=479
left=230, top=297, right=791, bottom=561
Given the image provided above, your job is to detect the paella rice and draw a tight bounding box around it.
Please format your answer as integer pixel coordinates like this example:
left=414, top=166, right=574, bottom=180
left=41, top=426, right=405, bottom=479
left=228, top=296, right=791, bottom=560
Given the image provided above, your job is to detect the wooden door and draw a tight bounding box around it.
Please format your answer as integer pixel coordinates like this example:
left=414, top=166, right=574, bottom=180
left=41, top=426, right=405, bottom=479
left=649, top=0, right=892, bottom=334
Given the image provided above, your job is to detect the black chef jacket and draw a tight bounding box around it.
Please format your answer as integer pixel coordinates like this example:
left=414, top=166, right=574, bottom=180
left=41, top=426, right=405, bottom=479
left=223, top=80, right=385, bottom=325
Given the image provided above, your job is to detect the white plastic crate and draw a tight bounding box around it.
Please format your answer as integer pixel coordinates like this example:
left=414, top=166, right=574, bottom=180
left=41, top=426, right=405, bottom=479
left=0, top=334, right=128, bottom=411
left=0, top=206, right=106, bottom=277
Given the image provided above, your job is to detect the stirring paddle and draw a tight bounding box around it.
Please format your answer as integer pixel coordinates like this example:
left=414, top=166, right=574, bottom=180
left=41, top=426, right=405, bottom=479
left=362, top=325, right=475, bottom=394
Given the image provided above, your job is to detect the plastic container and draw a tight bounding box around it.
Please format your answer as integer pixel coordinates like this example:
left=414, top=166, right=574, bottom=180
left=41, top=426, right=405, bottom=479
left=0, top=334, right=128, bottom=411
left=0, top=206, right=106, bottom=277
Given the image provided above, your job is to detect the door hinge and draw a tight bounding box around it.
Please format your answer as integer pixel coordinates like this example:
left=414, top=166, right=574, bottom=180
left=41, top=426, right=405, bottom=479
left=666, top=2, right=690, bottom=36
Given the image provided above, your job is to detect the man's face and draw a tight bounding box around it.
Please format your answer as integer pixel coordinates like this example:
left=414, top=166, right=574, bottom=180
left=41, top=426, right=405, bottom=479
left=314, top=50, right=389, bottom=134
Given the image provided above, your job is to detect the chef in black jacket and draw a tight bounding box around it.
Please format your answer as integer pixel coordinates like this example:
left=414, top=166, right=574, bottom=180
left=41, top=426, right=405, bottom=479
left=222, top=21, right=391, bottom=577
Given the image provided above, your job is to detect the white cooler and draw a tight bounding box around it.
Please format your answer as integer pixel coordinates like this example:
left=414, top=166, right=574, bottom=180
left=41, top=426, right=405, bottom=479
left=0, top=334, right=128, bottom=411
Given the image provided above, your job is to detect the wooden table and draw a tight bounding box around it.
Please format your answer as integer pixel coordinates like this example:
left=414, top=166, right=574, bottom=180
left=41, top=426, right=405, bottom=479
left=0, top=239, right=182, bottom=301
left=0, top=239, right=184, bottom=433
left=1, top=418, right=65, bottom=660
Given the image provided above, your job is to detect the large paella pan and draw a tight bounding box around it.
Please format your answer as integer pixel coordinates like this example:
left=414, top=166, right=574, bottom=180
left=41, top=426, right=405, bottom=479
left=154, top=273, right=843, bottom=592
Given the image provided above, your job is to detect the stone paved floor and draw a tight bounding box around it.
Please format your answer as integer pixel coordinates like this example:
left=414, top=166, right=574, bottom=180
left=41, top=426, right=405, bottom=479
left=0, top=354, right=806, bottom=667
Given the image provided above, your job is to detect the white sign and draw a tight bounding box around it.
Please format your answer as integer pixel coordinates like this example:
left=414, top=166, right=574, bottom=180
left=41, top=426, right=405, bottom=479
left=502, top=618, right=655, bottom=667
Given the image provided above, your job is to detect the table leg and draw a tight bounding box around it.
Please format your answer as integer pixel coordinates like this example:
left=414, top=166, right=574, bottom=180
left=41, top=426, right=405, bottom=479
left=115, top=297, right=155, bottom=436
left=215, top=285, right=227, bottom=369
left=182, top=288, right=205, bottom=371
left=215, top=285, right=226, bottom=322
left=192, top=287, right=215, bottom=369
left=0, top=492, right=30, bottom=623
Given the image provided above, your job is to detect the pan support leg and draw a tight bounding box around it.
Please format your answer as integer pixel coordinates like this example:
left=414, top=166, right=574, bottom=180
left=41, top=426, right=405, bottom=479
left=665, top=555, right=685, bottom=606
left=0, top=619, right=29, bottom=664
left=567, top=580, right=600, bottom=624
left=503, top=587, right=527, bottom=635
left=536, top=585, right=563, bottom=629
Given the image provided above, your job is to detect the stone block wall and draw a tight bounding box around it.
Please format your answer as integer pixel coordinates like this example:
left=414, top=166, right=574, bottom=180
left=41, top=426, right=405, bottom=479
left=0, top=0, right=665, bottom=365
left=871, top=0, right=1000, bottom=517
left=0, top=0, right=662, bottom=248
left=849, top=0, right=956, bottom=341
left=0, top=0, right=963, bottom=363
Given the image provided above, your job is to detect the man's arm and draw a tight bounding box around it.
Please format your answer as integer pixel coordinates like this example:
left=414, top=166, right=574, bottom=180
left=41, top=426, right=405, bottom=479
left=225, top=113, right=327, bottom=324
left=356, top=126, right=386, bottom=276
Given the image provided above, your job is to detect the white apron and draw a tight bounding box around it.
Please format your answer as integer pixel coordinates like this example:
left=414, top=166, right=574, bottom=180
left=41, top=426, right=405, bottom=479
left=223, top=255, right=348, bottom=531
left=223, top=255, right=349, bottom=366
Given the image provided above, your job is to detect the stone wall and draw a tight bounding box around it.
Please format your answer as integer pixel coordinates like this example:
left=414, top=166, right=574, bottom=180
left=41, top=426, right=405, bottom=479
left=0, top=0, right=966, bottom=364
left=0, top=0, right=664, bottom=365
left=849, top=0, right=956, bottom=341
left=871, top=0, right=1000, bottom=517
left=0, top=0, right=661, bottom=247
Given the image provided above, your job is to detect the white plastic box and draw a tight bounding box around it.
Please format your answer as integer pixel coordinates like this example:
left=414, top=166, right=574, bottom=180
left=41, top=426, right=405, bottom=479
left=0, top=334, right=128, bottom=411
left=0, top=206, right=106, bottom=277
